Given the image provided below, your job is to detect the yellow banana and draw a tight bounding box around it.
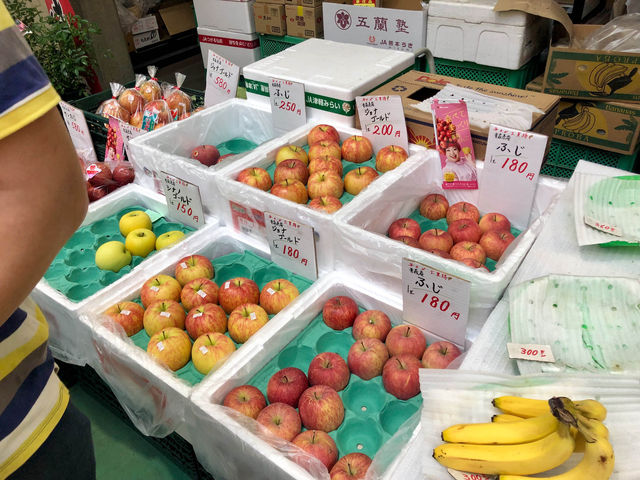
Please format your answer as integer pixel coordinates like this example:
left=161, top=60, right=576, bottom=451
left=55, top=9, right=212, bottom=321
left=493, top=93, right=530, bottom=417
left=492, top=396, right=606, bottom=421
left=433, top=424, right=575, bottom=475
left=574, top=399, right=607, bottom=422
left=442, top=412, right=559, bottom=445
left=492, top=414, right=523, bottom=423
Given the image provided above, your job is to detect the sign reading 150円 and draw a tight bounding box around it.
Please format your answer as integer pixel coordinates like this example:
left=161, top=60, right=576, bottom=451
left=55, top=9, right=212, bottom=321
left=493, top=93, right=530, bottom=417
left=160, top=172, right=205, bottom=229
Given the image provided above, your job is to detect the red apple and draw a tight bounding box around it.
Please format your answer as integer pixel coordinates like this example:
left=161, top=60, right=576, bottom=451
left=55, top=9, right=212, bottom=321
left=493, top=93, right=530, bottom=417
left=422, top=341, right=462, bottom=369
left=260, top=278, right=300, bottom=314
left=446, top=202, right=480, bottom=224
left=237, top=167, right=273, bottom=191
left=398, top=236, right=420, bottom=248
left=87, top=162, right=114, bottom=188
left=185, top=303, right=227, bottom=340
left=347, top=337, right=389, bottom=380
left=87, top=182, right=108, bottom=202
left=447, top=219, right=482, bottom=244
left=330, top=453, right=372, bottom=480
left=418, top=229, right=453, bottom=252
left=307, top=124, right=340, bottom=145
left=140, top=274, right=182, bottom=308
left=274, top=159, right=309, bottom=185
left=426, top=248, right=452, bottom=259
left=419, top=194, right=449, bottom=220
left=174, top=255, right=214, bottom=287
left=147, top=327, right=191, bottom=371
left=292, top=430, right=339, bottom=471
left=341, top=136, right=373, bottom=163
left=322, top=296, right=359, bottom=330
left=190, top=145, right=220, bottom=167
left=271, top=179, right=309, bottom=204
left=450, top=241, right=486, bottom=264
left=308, top=352, right=350, bottom=392
left=143, top=299, right=186, bottom=336
left=309, top=140, right=341, bottom=162
left=298, top=385, right=345, bottom=432
left=112, top=164, right=135, bottom=186
left=180, top=278, right=219, bottom=311
left=104, top=301, right=144, bottom=337
left=309, top=156, right=343, bottom=177
left=385, top=324, right=427, bottom=359
left=382, top=354, right=421, bottom=400
left=460, top=258, right=490, bottom=271
left=218, top=277, right=260, bottom=314
left=223, top=384, right=267, bottom=419
left=352, top=310, right=392, bottom=341
left=257, top=402, right=301, bottom=442
left=388, top=218, right=421, bottom=241
left=275, top=145, right=309, bottom=166
left=227, top=303, right=269, bottom=343
left=309, top=196, right=343, bottom=214
left=191, top=332, right=236, bottom=375
left=267, top=367, right=309, bottom=408
left=343, top=166, right=379, bottom=195
left=479, top=230, right=515, bottom=261
left=479, top=212, right=511, bottom=234
left=307, top=171, right=344, bottom=199
left=375, top=145, right=408, bottom=173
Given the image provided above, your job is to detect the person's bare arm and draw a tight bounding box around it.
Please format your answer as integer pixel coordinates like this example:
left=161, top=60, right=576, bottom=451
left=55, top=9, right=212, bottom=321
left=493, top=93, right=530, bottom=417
left=0, top=108, right=88, bottom=323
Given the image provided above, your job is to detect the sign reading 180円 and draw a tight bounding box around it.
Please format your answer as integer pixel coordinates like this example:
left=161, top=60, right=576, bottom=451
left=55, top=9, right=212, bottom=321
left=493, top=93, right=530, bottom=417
left=265, top=212, right=318, bottom=281
left=269, top=78, right=306, bottom=133
left=402, top=258, right=470, bottom=346
left=160, top=172, right=205, bottom=229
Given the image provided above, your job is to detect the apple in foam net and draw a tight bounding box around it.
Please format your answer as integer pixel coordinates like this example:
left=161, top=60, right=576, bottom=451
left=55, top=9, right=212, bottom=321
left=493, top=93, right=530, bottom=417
left=146, top=327, right=191, bottom=371
left=140, top=274, right=182, bottom=308
left=308, top=140, right=342, bottom=162
left=143, top=299, right=186, bottom=336
left=267, top=367, right=309, bottom=408
left=387, top=218, right=421, bottom=241
left=330, top=452, right=372, bottom=480
left=307, top=171, right=344, bottom=200
left=185, top=303, right=227, bottom=339
left=274, top=159, right=309, bottom=185
left=180, top=278, right=219, bottom=311
left=375, top=145, right=408, bottom=173
left=298, top=385, right=345, bottom=432
left=223, top=385, right=267, bottom=419
left=422, top=341, right=462, bottom=369
left=227, top=303, right=269, bottom=343
left=479, top=212, right=511, bottom=234
left=95, top=241, right=131, bottom=272
left=480, top=230, right=515, bottom=261
left=155, top=230, right=185, bottom=250
left=257, top=402, right=302, bottom=442
left=307, top=124, right=340, bottom=145
left=309, top=156, right=343, bottom=177
left=275, top=144, right=309, bottom=166
left=322, top=296, right=359, bottom=330
left=119, top=210, right=152, bottom=237
left=104, top=301, right=144, bottom=337
left=270, top=179, right=309, bottom=204
left=125, top=228, right=156, bottom=258
left=308, top=196, right=342, bottom=214
left=347, top=337, right=389, bottom=380
left=174, top=255, right=214, bottom=287
left=341, top=135, right=373, bottom=163
left=292, top=430, right=339, bottom=471
left=446, top=202, right=480, bottom=224
left=191, top=332, right=236, bottom=375
left=450, top=241, right=486, bottom=264
left=260, top=279, right=299, bottom=314
left=236, top=167, right=273, bottom=192
left=448, top=219, right=482, bottom=244
left=419, top=229, right=453, bottom=252
left=307, top=352, right=350, bottom=391
left=382, top=354, right=421, bottom=400
left=343, top=166, right=379, bottom=196
left=385, top=324, right=427, bottom=359
left=352, top=310, right=392, bottom=341
left=460, top=258, right=489, bottom=271
left=419, top=193, right=449, bottom=221
left=218, top=277, right=260, bottom=314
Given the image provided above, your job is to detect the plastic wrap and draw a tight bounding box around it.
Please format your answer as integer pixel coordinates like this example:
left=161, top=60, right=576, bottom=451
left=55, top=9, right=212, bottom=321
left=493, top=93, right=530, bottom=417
left=165, top=73, right=192, bottom=121
left=141, top=84, right=172, bottom=132
left=583, top=13, right=640, bottom=53
left=118, top=74, right=146, bottom=128
left=140, top=65, right=162, bottom=103
left=419, top=370, right=640, bottom=479
left=96, top=82, right=130, bottom=123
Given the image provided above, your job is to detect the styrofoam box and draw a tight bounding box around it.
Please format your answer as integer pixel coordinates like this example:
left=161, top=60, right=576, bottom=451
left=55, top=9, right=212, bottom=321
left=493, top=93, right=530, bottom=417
left=80, top=225, right=315, bottom=438
left=426, top=0, right=551, bottom=70
left=333, top=152, right=568, bottom=347
left=194, top=0, right=256, bottom=34
left=32, top=185, right=218, bottom=366
left=216, top=123, right=431, bottom=276
left=188, top=272, right=428, bottom=480
left=243, top=38, right=415, bottom=127
left=198, top=27, right=261, bottom=70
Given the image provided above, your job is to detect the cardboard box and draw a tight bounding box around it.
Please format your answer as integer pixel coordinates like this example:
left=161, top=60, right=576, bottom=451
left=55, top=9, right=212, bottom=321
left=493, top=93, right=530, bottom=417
left=133, top=29, right=161, bottom=49
left=366, top=71, right=561, bottom=160
left=159, top=2, right=196, bottom=36
left=256, top=0, right=285, bottom=4
left=285, top=5, right=323, bottom=38
left=253, top=3, right=287, bottom=35
left=131, top=15, right=159, bottom=35
left=194, top=0, right=256, bottom=34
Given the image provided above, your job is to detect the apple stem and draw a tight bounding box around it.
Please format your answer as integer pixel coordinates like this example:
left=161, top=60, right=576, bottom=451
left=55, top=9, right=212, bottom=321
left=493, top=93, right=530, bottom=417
left=404, top=327, right=411, bottom=337
left=347, top=462, right=354, bottom=476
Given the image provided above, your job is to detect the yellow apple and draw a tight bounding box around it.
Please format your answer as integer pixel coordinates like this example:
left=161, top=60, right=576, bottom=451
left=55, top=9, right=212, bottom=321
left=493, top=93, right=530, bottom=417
left=95, top=241, right=132, bottom=272
left=125, top=228, right=156, bottom=257
left=156, top=230, right=185, bottom=250
left=119, top=210, right=152, bottom=237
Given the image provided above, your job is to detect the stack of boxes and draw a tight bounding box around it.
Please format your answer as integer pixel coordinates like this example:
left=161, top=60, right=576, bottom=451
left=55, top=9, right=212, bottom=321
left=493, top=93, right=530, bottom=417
left=254, top=0, right=288, bottom=36
left=254, top=0, right=349, bottom=39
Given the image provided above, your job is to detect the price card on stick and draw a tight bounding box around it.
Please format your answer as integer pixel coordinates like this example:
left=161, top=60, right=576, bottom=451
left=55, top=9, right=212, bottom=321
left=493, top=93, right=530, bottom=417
left=402, top=258, right=470, bottom=346
left=204, top=50, right=240, bottom=107
left=479, top=125, right=547, bottom=229
left=117, top=118, right=143, bottom=161
left=265, top=212, right=318, bottom=281
left=59, top=101, right=97, bottom=163
left=269, top=78, right=306, bottom=134
left=356, top=95, right=408, bottom=153
left=160, top=172, right=205, bottom=229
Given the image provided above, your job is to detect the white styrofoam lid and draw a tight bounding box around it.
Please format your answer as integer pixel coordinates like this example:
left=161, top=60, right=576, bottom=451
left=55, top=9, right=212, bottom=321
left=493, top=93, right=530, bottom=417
left=427, top=0, right=532, bottom=26
left=242, top=38, right=415, bottom=98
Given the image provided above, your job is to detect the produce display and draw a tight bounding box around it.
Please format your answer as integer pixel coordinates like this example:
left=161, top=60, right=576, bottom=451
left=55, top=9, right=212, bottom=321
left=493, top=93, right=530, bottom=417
left=85, top=161, right=136, bottom=202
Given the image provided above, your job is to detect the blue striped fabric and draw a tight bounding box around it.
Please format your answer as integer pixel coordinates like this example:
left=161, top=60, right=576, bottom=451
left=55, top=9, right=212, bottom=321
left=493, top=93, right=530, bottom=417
left=0, top=308, right=26, bottom=342
left=0, top=55, right=50, bottom=114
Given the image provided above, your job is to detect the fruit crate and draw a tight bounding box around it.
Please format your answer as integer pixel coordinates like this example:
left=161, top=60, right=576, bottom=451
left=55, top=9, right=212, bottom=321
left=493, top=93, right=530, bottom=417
left=189, top=272, right=425, bottom=480
left=541, top=138, right=639, bottom=179
left=69, top=82, right=204, bottom=161
left=259, top=34, right=305, bottom=58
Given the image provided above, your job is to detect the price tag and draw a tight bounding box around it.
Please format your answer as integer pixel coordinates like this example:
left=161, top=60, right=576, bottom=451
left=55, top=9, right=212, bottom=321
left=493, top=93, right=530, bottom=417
left=402, top=258, right=470, bottom=346
left=356, top=95, right=408, bottom=153
left=59, top=101, right=97, bottom=163
left=479, top=125, right=547, bottom=229
left=448, top=469, right=496, bottom=480
left=583, top=216, right=622, bottom=237
left=269, top=78, right=306, bottom=134
left=507, top=343, right=555, bottom=363
left=265, top=212, right=318, bottom=281
left=204, top=50, right=240, bottom=107
left=160, top=172, right=205, bottom=229
left=118, top=118, right=143, bottom=161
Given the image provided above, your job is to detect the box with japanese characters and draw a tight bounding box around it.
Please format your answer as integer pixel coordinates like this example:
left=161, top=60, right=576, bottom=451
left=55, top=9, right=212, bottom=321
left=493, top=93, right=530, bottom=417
left=198, top=27, right=261, bottom=69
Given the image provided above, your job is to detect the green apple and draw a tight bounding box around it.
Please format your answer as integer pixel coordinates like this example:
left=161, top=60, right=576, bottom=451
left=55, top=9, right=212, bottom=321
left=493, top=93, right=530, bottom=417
left=125, top=228, right=156, bottom=257
left=119, top=210, right=152, bottom=237
left=95, top=241, right=132, bottom=272
left=156, top=230, right=185, bottom=250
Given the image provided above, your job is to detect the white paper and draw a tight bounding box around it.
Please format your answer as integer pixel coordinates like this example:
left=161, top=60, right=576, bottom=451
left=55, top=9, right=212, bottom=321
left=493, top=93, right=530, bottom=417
left=507, top=343, right=556, bottom=363
left=160, top=172, right=205, bottom=229
left=265, top=212, right=318, bottom=281
left=59, top=101, right=98, bottom=163
left=269, top=78, right=306, bottom=134
left=205, top=50, right=240, bottom=108
left=118, top=118, right=144, bottom=161
left=356, top=95, right=409, bottom=153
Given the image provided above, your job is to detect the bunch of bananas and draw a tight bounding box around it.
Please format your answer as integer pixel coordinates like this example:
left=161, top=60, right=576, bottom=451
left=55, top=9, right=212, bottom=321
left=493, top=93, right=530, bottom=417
left=433, top=396, right=614, bottom=479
